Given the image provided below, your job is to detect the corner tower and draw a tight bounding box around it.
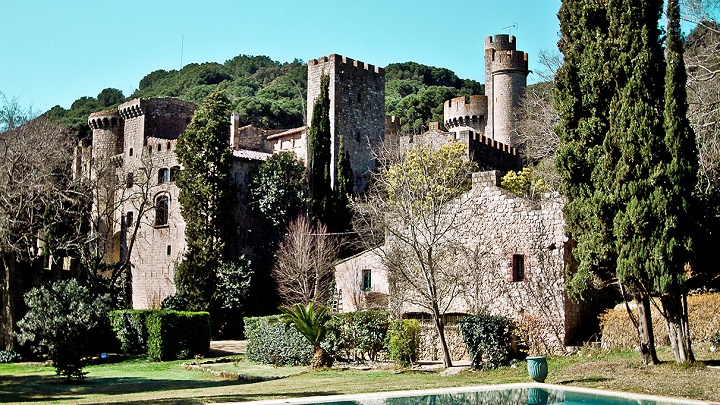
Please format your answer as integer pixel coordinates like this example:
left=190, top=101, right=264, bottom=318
left=485, top=34, right=529, bottom=146
left=307, top=54, right=385, bottom=192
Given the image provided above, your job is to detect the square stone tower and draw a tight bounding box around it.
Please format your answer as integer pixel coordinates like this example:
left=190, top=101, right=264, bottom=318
left=307, top=54, right=385, bottom=191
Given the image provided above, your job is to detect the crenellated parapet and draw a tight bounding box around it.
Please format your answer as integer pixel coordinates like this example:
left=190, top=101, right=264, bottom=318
left=88, top=109, right=122, bottom=129
left=118, top=99, right=145, bottom=119
left=309, top=54, right=384, bottom=75
left=444, top=95, right=488, bottom=132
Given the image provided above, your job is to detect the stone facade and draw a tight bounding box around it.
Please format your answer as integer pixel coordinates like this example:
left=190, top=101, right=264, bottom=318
left=334, top=171, right=578, bottom=357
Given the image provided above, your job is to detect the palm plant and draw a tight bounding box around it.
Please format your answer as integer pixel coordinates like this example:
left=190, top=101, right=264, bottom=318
left=278, top=301, right=334, bottom=368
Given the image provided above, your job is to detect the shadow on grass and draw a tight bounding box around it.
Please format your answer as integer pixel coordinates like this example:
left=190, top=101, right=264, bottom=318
left=555, top=376, right=610, bottom=385
left=0, top=374, right=247, bottom=403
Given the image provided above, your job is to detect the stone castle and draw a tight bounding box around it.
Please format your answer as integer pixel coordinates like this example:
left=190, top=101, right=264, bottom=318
left=83, top=34, right=570, bottom=343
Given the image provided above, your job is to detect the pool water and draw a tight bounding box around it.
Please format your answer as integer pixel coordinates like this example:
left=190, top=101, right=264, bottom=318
left=233, top=384, right=714, bottom=405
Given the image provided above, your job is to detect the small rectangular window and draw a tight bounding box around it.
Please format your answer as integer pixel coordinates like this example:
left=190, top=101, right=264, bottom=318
left=158, top=168, right=170, bottom=184
left=167, top=245, right=172, bottom=255
left=155, top=195, right=169, bottom=227
left=126, top=211, right=134, bottom=228
left=126, top=172, right=134, bottom=188
left=129, top=148, right=134, bottom=157
left=512, top=254, right=525, bottom=282
left=361, top=269, right=372, bottom=291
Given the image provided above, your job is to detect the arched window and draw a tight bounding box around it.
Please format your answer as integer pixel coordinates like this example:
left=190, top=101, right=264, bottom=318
left=154, top=194, right=169, bottom=227
left=169, top=166, right=180, bottom=182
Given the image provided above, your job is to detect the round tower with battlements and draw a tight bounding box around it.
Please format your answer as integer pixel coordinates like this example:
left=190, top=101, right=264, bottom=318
left=88, top=109, right=124, bottom=161
left=444, top=95, right=488, bottom=134
left=484, top=34, right=529, bottom=146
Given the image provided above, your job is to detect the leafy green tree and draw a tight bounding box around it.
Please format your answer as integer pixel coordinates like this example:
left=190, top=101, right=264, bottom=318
left=277, top=301, right=333, bottom=368
left=16, top=280, right=110, bottom=379
left=174, top=90, right=234, bottom=311
left=250, top=151, right=307, bottom=231
left=500, top=167, right=549, bottom=200
left=307, top=73, right=332, bottom=226
left=212, top=258, right=253, bottom=337
left=96, top=88, right=125, bottom=108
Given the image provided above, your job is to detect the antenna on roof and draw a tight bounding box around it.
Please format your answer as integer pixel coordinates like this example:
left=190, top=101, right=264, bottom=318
left=503, top=22, right=518, bottom=36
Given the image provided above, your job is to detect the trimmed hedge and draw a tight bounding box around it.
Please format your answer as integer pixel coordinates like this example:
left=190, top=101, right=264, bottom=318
left=244, top=315, right=313, bottom=366
left=458, top=313, right=514, bottom=370
left=109, top=309, right=210, bottom=361
left=325, top=311, right=389, bottom=361
left=600, top=293, right=720, bottom=349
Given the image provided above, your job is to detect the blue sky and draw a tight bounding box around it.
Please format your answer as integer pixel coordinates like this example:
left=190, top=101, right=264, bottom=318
left=0, top=0, right=563, bottom=112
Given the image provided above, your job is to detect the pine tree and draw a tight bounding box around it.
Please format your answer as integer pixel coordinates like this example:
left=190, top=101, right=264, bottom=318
left=307, top=74, right=332, bottom=226
left=657, top=0, right=698, bottom=363
left=174, top=90, right=234, bottom=311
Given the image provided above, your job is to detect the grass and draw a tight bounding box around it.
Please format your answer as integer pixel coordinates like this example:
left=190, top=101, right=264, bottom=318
left=0, top=346, right=718, bottom=404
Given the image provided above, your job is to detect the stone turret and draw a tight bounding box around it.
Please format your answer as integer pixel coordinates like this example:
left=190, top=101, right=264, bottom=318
left=444, top=95, right=489, bottom=134
left=484, top=34, right=529, bottom=146
left=88, top=109, right=124, bottom=161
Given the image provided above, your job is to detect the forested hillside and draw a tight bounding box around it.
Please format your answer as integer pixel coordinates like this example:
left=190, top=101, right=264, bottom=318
left=45, top=55, right=483, bottom=139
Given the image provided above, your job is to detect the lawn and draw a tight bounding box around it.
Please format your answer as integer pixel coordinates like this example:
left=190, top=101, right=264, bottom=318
left=0, top=345, right=718, bottom=404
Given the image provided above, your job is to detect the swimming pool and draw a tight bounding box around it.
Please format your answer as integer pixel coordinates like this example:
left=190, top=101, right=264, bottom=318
left=223, top=383, right=718, bottom=405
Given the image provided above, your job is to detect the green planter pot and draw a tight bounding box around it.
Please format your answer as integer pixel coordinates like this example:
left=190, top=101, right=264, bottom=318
left=526, top=355, right=548, bottom=383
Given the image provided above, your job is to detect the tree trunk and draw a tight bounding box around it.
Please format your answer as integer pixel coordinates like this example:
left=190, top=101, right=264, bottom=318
left=432, top=310, right=453, bottom=368
left=310, top=345, right=334, bottom=369
left=661, top=293, right=695, bottom=363
left=636, top=296, right=659, bottom=366
left=1, top=254, right=17, bottom=350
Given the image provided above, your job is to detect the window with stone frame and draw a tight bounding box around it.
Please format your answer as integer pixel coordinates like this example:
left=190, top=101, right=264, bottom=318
left=126, top=172, right=134, bottom=188
left=158, top=168, right=170, bottom=184
left=361, top=269, right=372, bottom=291
left=169, top=166, right=180, bottom=182
left=154, top=194, right=169, bottom=227
left=512, top=254, right=525, bottom=282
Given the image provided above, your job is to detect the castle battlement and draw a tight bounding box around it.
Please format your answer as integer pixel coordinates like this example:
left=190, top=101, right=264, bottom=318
left=486, top=49, right=529, bottom=72
left=88, top=109, right=122, bottom=129
left=485, top=34, right=517, bottom=51
left=309, top=54, right=383, bottom=75
left=118, top=99, right=144, bottom=119
left=444, top=95, right=488, bottom=132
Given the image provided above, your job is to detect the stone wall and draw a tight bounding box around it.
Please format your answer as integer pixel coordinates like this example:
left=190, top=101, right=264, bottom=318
left=308, top=54, right=385, bottom=191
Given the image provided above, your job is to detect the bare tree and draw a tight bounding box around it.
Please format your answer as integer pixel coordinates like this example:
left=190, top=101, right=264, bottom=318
left=272, top=215, right=338, bottom=305
left=0, top=116, right=75, bottom=349
left=0, top=92, right=34, bottom=133
left=353, top=143, right=477, bottom=368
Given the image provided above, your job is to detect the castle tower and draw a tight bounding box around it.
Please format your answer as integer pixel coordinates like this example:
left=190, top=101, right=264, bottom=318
left=307, top=54, right=385, bottom=191
left=485, top=34, right=529, bottom=146
left=444, top=95, right=489, bottom=135
left=88, top=110, right=125, bottom=262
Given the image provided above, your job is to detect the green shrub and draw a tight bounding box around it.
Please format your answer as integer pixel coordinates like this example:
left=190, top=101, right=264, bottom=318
left=109, top=310, right=156, bottom=355
left=712, top=331, right=720, bottom=346
left=16, top=280, right=110, bottom=379
left=145, top=311, right=211, bottom=361
left=110, top=309, right=210, bottom=361
left=244, top=315, right=313, bottom=366
left=386, top=319, right=420, bottom=367
left=325, top=311, right=389, bottom=361
left=0, top=350, right=20, bottom=363
left=458, top=313, right=514, bottom=370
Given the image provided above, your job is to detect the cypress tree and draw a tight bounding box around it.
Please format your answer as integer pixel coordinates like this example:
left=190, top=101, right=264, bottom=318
left=333, top=135, right=354, bottom=231
left=307, top=74, right=332, bottom=226
left=657, top=0, right=698, bottom=363
left=174, top=90, right=234, bottom=311
left=555, top=0, right=616, bottom=300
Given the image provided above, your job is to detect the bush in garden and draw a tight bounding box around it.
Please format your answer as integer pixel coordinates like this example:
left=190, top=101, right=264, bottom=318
left=109, top=310, right=155, bottom=355
left=324, top=311, right=389, bottom=361
left=145, top=310, right=211, bottom=361
left=0, top=350, right=20, bottom=363
left=458, top=313, right=514, bottom=370
left=386, top=319, right=420, bottom=367
left=16, top=280, right=110, bottom=379
left=712, top=330, right=720, bottom=346
left=244, top=315, right=313, bottom=366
